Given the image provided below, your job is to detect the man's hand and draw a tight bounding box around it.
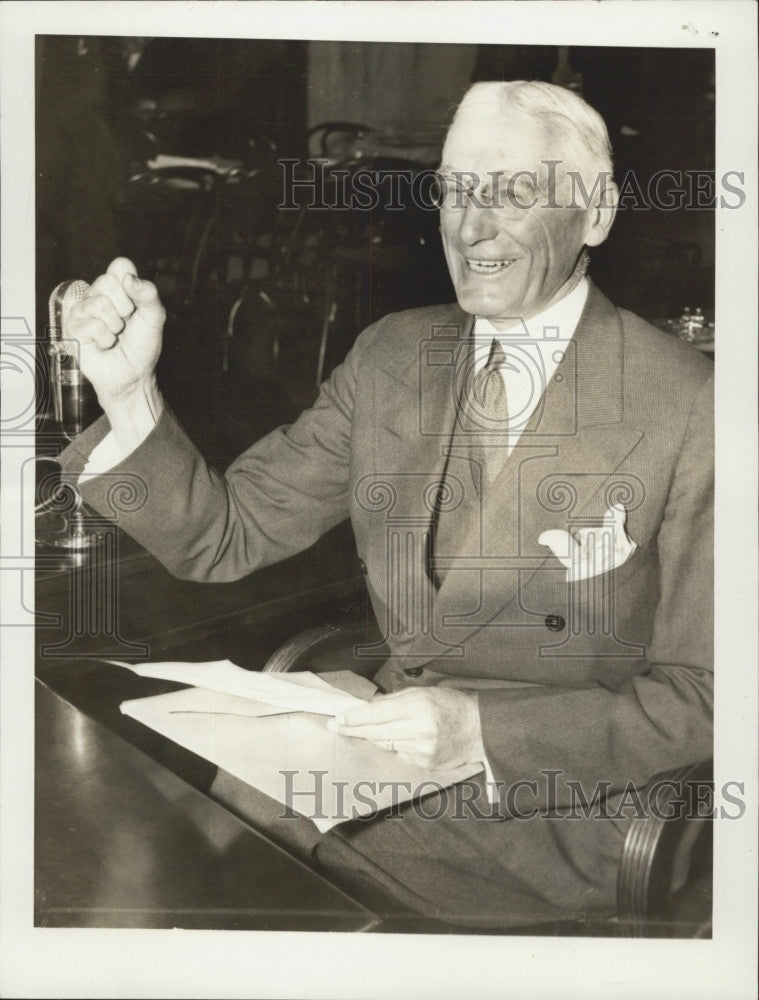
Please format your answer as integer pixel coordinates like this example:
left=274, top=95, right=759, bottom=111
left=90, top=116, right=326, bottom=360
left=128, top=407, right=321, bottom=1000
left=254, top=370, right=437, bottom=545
left=65, top=257, right=165, bottom=408
left=327, top=687, right=486, bottom=771
left=64, top=257, right=165, bottom=455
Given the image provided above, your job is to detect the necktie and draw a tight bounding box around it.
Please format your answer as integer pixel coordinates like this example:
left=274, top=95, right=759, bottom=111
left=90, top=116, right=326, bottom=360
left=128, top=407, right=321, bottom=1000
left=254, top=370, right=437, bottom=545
left=430, top=338, right=510, bottom=587
left=468, top=338, right=510, bottom=489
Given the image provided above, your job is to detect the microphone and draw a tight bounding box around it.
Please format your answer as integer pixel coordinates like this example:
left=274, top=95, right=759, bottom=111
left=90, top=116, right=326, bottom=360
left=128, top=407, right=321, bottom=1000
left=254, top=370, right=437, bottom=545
left=48, top=279, right=98, bottom=440
left=41, top=279, right=101, bottom=551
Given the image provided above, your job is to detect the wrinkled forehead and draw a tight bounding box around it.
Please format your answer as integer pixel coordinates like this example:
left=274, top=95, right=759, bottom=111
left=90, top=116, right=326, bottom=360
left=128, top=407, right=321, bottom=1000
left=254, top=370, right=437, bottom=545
left=440, top=105, right=577, bottom=178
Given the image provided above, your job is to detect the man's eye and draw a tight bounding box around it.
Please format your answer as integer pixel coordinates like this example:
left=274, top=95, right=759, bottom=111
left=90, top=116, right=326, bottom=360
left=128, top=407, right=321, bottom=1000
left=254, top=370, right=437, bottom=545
left=433, top=173, right=540, bottom=212
left=495, top=178, right=539, bottom=207
left=433, top=176, right=472, bottom=208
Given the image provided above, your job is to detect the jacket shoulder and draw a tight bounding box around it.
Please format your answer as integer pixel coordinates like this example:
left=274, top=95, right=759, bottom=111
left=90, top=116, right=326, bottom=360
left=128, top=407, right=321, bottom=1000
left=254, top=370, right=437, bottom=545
left=352, top=302, right=470, bottom=365
left=619, top=308, right=714, bottom=388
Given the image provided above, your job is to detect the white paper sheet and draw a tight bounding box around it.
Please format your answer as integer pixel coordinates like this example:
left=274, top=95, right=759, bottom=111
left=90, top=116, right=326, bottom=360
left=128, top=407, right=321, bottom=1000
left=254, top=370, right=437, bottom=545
left=120, top=686, right=483, bottom=832
left=106, top=659, right=367, bottom=717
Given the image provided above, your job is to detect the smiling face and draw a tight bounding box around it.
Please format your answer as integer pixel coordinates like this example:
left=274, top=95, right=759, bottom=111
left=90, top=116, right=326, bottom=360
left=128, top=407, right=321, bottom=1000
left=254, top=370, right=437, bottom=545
left=439, top=104, right=614, bottom=326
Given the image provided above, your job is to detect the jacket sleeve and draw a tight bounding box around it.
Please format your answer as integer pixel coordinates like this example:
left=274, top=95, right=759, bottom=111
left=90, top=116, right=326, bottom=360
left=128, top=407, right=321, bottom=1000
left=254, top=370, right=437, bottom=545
left=58, top=331, right=370, bottom=582
left=476, top=374, right=714, bottom=810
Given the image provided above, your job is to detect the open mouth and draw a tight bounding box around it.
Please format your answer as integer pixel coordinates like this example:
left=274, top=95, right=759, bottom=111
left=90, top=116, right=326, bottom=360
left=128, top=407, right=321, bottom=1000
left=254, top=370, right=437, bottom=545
left=466, top=259, right=516, bottom=273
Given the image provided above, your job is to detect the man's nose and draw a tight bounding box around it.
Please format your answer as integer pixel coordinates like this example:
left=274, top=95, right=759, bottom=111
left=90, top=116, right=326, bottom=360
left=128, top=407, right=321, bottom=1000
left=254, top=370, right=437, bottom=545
left=457, top=198, right=499, bottom=245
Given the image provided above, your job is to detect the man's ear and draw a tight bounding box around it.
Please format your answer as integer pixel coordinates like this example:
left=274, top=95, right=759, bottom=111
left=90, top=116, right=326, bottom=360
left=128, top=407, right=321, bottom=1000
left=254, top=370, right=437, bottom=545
left=583, top=179, right=618, bottom=248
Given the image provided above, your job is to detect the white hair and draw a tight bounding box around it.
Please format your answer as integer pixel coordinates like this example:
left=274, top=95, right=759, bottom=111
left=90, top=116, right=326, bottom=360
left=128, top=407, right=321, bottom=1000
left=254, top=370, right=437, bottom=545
left=444, top=80, right=614, bottom=187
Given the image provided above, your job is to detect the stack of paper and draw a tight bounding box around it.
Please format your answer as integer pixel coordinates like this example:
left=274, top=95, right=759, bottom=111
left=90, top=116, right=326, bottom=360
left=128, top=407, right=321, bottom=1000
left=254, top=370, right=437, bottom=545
left=110, top=659, right=483, bottom=832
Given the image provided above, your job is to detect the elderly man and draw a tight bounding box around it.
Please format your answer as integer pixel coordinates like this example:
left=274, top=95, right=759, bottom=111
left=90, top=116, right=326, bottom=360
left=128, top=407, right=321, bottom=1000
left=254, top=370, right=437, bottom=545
left=60, top=81, right=713, bottom=928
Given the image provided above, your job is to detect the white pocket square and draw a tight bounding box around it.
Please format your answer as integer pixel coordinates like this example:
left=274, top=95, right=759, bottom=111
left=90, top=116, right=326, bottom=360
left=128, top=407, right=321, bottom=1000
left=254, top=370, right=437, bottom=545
left=538, top=504, right=637, bottom=582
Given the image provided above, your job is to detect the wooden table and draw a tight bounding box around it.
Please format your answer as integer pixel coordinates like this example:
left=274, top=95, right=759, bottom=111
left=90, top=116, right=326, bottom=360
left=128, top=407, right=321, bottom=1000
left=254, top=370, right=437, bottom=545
left=35, top=680, right=378, bottom=931
left=33, top=506, right=382, bottom=931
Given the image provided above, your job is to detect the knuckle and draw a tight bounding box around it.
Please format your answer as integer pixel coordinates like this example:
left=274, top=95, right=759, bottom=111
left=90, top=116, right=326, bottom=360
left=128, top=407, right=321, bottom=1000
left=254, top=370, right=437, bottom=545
left=89, top=274, right=114, bottom=294
left=65, top=315, right=88, bottom=339
left=84, top=293, right=108, bottom=315
left=91, top=317, right=110, bottom=339
left=96, top=330, right=116, bottom=349
left=71, top=316, right=102, bottom=344
left=141, top=279, right=160, bottom=302
left=110, top=255, right=135, bottom=272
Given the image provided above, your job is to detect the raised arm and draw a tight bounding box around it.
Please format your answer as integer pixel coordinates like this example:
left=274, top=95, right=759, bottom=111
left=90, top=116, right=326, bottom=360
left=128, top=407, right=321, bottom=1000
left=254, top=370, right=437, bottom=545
left=59, top=258, right=358, bottom=581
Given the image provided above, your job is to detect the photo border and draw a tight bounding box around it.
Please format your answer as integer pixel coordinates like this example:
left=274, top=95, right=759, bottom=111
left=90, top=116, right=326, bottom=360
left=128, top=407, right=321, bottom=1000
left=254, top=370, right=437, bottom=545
left=2, top=2, right=757, bottom=998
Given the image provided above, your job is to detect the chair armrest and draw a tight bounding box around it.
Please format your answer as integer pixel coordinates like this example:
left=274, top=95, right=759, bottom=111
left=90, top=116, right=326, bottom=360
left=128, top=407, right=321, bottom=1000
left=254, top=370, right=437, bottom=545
left=617, top=759, right=713, bottom=936
left=262, top=617, right=387, bottom=679
left=263, top=623, right=345, bottom=673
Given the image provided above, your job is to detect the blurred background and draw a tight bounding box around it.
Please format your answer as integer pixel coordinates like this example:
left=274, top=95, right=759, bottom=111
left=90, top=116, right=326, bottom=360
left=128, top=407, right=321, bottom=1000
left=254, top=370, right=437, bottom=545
left=36, top=37, right=715, bottom=467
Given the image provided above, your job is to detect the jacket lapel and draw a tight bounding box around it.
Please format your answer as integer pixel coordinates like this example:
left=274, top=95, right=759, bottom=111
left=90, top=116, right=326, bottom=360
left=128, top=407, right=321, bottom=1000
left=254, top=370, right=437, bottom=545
left=396, top=282, right=646, bottom=662
left=362, top=308, right=474, bottom=617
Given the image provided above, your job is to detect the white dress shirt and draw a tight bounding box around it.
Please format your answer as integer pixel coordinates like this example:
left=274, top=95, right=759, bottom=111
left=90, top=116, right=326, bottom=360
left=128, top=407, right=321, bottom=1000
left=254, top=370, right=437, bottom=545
left=470, top=277, right=589, bottom=454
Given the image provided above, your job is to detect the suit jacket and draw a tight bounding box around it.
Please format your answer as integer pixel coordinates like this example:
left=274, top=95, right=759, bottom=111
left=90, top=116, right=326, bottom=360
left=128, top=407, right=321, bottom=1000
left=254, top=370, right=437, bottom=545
left=63, top=281, right=714, bottom=816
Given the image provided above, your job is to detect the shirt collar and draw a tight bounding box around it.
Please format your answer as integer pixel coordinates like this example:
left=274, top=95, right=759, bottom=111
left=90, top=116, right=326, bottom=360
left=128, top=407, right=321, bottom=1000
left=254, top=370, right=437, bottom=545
left=473, top=277, right=589, bottom=351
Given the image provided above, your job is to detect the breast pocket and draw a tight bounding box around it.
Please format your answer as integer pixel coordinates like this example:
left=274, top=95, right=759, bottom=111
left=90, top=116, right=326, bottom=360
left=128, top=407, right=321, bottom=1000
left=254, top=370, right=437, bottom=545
left=519, top=538, right=657, bottom=625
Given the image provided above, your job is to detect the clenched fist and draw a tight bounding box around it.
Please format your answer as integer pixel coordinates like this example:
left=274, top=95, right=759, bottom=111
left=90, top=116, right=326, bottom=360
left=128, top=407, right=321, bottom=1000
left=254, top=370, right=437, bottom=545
left=63, top=257, right=166, bottom=454
left=64, top=257, right=165, bottom=408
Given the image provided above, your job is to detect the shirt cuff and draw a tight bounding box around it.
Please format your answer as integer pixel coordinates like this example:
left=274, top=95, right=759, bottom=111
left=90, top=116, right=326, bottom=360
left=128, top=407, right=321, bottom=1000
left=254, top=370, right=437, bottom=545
left=481, top=755, right=499, bottom=805
left=80, top=431, right=127, bottom=481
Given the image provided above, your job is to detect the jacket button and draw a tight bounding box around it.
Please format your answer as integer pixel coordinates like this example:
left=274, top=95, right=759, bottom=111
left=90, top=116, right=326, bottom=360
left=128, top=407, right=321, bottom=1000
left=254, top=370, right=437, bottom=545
left=404, top=666, right=424, bottom=677
left=544, top=614, right=566, bottom=632
left=358, top=559, right=368, bottom=574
